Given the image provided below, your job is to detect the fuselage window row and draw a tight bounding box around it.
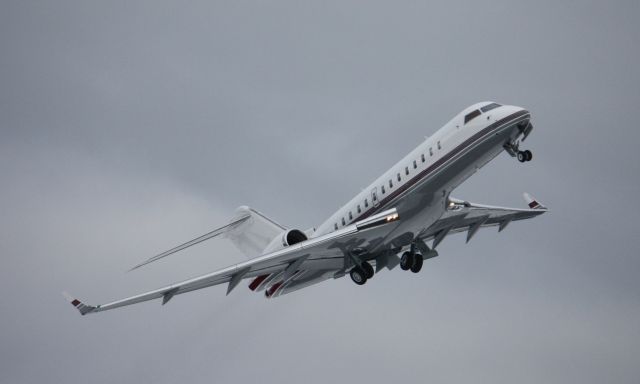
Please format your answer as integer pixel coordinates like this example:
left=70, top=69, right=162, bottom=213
left=340, top=112, right=494, bottom=228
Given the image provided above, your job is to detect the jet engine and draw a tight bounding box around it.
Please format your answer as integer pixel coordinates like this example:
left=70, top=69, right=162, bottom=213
left=262, top=228, right=308, bottom=253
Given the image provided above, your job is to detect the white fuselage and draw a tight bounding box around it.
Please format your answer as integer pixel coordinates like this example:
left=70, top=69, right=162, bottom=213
left=313, top=102, right=530, bottom=247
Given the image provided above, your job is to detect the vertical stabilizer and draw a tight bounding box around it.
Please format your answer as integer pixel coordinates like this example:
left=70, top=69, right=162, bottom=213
left=224, top=206, right=287, bottom=258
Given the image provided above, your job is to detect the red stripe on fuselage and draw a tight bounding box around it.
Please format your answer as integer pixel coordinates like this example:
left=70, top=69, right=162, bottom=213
left=351, top=110, right=530, bottom=223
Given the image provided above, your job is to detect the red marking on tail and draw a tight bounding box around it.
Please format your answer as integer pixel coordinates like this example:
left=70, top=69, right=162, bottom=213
left=71, top=299, right=81, bottom=307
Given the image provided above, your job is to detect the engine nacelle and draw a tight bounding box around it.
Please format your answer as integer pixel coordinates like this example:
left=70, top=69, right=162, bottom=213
left=262, top=228, right=308, bottom=254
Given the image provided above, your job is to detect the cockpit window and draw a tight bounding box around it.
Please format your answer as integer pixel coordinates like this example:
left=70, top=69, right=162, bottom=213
left=480, top=103, right=501, bottom=113
left=464, top=109, right=481, bottom=124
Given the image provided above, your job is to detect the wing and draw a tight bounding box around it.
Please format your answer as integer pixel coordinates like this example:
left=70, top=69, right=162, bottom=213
left=66, top=208, right=401, bottom=315
left=419, top=193, right=548, bottom=248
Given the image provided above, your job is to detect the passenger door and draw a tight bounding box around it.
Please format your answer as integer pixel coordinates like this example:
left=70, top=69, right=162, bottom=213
left=371, top=187, right=380, bottom=208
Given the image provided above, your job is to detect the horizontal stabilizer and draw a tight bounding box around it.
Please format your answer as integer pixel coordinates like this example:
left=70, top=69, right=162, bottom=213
left=129, top=214, right=251, bottom=271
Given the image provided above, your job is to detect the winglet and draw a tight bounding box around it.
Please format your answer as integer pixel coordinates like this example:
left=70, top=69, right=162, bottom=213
left=523, top=193, right=547, bottom=210
left=63, top=292, right=97, bottom=316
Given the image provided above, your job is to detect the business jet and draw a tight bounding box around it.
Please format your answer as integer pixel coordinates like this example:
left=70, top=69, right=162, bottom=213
left=66, top=101, right=547, bottom=315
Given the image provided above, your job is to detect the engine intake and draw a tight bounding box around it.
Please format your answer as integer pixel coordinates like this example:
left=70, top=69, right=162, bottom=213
left=282, top=229, right=307, bottom=246
left=262, top=228, right=309, bottom=254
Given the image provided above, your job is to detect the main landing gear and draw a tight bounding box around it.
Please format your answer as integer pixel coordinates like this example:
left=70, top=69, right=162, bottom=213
left=349, top=260, right=374, bottom=285
left=400, top=251, right=423, bottom=273
left=506, top=121, right=535, bottom=163
left=348, top=241, right=432, bottom=285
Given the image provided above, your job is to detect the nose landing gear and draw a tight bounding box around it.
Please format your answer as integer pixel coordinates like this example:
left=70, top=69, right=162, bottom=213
left=517, top=149, right=532, bottom=163
left=505, top=141, right=533, bottom=163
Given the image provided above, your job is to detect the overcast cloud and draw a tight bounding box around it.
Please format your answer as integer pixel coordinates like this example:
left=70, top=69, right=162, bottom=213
left=1, top=1, right=639, bottom=383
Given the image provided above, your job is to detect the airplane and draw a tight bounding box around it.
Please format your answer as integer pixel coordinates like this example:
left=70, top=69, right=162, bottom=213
left=66, top=101, right=547, bottom=315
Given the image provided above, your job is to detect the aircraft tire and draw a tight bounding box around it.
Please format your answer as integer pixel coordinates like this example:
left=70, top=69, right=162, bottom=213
left=350, top=268, right=367, bottom=285
left=400, top=252, right=414, bottom=271
left=410, top=254, right=423, bottom=273
left=524, top=150, right=532, bottom=162
left=362, top=261, right=374, bottom=279
left=517, top=151, right=526, bottom=162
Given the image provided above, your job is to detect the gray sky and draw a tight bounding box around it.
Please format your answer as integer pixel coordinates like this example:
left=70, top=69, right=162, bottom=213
left=1, top=1, right=639, bottom=383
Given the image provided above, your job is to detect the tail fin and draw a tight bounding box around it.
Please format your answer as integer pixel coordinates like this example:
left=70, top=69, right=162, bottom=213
left=523, top=193, right=547, bottom=210
left=224, top=206, right=287, bottom=258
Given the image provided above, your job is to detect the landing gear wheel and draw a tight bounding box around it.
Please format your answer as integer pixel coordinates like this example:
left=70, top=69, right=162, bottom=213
left=350, top=268, right=367, bottom=285
left=400, top=251, right=414, bottom=271
left=361, top=261, right=374, bottom=279
left=517, top=151, right=526, bottom=163
left=410, top=254, right=424, bottom=273
left=524, top=150, right=532, bottom=162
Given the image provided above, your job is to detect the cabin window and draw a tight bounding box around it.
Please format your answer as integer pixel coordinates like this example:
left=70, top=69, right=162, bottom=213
left=349, top=211, right=353, bottom=221
left=334, top=223, right=338, bottom=230
left=480, top=102, right=501, bottom=113
left=464, top=109, right=481, bottom=124
left=405, top=167, right=409, bottom=175
left=381, top=185, right=386, bottom=194
left=341, top=217, right=346, bottom=226
left=357, top=204, right=361, bottom=213
left=413, top=160, right=417, bottom=169
left=437, top=141, right=441, bottom=150
left=397, top=173, right=401, bottom=182
left=389, top=179, right=393, bottom=188
left=364, top=198, right=369, bottom=207
left=421, top=154, right=425, bottom=163
left=429, top=147, right=433, bottom=156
